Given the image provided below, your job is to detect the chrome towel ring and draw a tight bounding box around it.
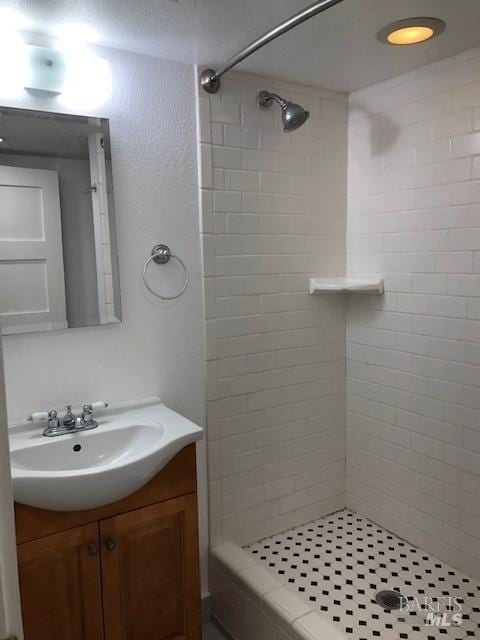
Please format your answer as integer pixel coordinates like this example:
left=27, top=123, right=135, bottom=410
left=142, top=244, right=189, bottom=300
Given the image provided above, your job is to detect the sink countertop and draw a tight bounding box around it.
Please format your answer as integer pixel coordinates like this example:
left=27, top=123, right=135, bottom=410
left=9, top=398, right=203, bottom=511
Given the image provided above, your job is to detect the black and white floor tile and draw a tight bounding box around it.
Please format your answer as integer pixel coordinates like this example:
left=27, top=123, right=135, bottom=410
left=247, top=510, right=480, bottom=640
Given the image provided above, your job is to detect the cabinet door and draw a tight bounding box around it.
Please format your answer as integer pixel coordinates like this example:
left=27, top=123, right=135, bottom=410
left=17, top=523, right=103, bottom=640
left=101, top=494, right=201, bottom=640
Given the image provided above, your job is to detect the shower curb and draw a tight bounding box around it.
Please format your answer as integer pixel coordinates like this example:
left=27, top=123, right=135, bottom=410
left=209, top=542, right=345, bottom=640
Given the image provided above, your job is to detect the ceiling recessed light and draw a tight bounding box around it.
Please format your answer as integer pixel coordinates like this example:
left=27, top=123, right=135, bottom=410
left=377, top=17, right=446, bottom=46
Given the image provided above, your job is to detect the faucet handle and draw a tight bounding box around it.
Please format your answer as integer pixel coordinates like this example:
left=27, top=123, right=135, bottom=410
left=82, top=404, right=93, bottom=422
left=81, top=403, right=101, bottom=428
left=90, top=401, right=109, bottom=411
left=28, top=410, right=49, bottom=423
left=82, top=401, right=108, bottom=416
left=43, top=409, right=60, bottom=436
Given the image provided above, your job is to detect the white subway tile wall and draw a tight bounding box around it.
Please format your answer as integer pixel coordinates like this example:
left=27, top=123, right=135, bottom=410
left=347, top=48, right=480, bottom=580
left=198, top=72, right=348, bottom=546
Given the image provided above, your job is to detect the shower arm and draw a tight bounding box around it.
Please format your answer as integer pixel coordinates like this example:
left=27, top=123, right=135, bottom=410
left=259, top=92, right=286, bottom=108
left=200, top=0, right=345, bottom=94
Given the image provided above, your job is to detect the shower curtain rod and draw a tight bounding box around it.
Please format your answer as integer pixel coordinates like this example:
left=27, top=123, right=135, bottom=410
left=200, top=0, right=345, bottom=94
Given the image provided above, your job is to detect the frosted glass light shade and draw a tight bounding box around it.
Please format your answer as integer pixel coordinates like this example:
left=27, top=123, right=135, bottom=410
left=25, top=45, right=66, bottom=94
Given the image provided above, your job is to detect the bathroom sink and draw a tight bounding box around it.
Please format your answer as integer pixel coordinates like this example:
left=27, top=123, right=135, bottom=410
left=9, top=400, right=203, bottom=511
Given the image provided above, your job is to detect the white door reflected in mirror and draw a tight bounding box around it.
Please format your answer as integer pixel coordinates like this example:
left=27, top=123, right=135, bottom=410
left=0, top=165, right=67, bottom=334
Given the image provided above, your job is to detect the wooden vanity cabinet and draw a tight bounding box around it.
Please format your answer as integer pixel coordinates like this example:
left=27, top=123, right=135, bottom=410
left=101, top=494, right=199, bottom=640
left=15, top=444, right=201, bottom=640
left=17, top=523, right=104, bottom=640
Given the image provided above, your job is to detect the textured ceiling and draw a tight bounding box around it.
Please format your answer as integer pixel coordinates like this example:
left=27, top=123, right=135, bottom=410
left=5, top=0, right=480, bottom=91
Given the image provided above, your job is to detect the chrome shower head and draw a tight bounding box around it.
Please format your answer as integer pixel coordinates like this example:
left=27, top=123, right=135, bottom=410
left=258, top=90, right=310, bottom=132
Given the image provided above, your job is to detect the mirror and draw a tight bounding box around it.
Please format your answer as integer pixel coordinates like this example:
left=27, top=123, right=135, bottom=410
left=0, top=106, right=121, bottom=335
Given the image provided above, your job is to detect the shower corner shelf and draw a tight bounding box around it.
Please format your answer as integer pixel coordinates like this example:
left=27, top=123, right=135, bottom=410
left=309, top=276, right=384, bottom=295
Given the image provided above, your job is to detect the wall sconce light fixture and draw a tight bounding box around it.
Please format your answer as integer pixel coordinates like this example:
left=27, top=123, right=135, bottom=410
left=0, top=21, right=112, bottom=107
left=25, top=45, right=66, bottom=94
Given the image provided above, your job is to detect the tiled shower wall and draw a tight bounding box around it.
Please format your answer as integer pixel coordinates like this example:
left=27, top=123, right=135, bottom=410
left=347, top=48, right=480, bottom=579
left=197, top=71, right=348, bottom=547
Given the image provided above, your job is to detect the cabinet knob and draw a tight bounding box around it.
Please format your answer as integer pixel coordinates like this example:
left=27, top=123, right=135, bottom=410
left=88, top=544, right=99, bottom=556
left=105, top=539, right=117, bottom=551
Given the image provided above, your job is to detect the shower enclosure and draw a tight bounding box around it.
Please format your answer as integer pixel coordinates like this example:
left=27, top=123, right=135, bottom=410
left=197, top=35, right=480, bottom=640
left=195, top=1, right=480, bottom=638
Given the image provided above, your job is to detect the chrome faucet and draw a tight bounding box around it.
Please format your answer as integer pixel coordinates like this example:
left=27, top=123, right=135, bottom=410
left=63, top=405, right=76, bottom=428
left=42, top=404, right=100, bottom=437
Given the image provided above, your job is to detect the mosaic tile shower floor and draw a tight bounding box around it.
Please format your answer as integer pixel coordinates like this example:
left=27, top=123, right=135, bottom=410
left=247, top=510, right=480, bottom=640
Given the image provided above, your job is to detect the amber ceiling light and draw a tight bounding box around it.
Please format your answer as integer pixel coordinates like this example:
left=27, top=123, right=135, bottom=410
left=377, top=17, right=446, bottom=46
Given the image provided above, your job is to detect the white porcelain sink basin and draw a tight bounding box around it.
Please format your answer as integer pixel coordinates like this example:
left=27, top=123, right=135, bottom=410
left=9, top=400, right=203, bottom=511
